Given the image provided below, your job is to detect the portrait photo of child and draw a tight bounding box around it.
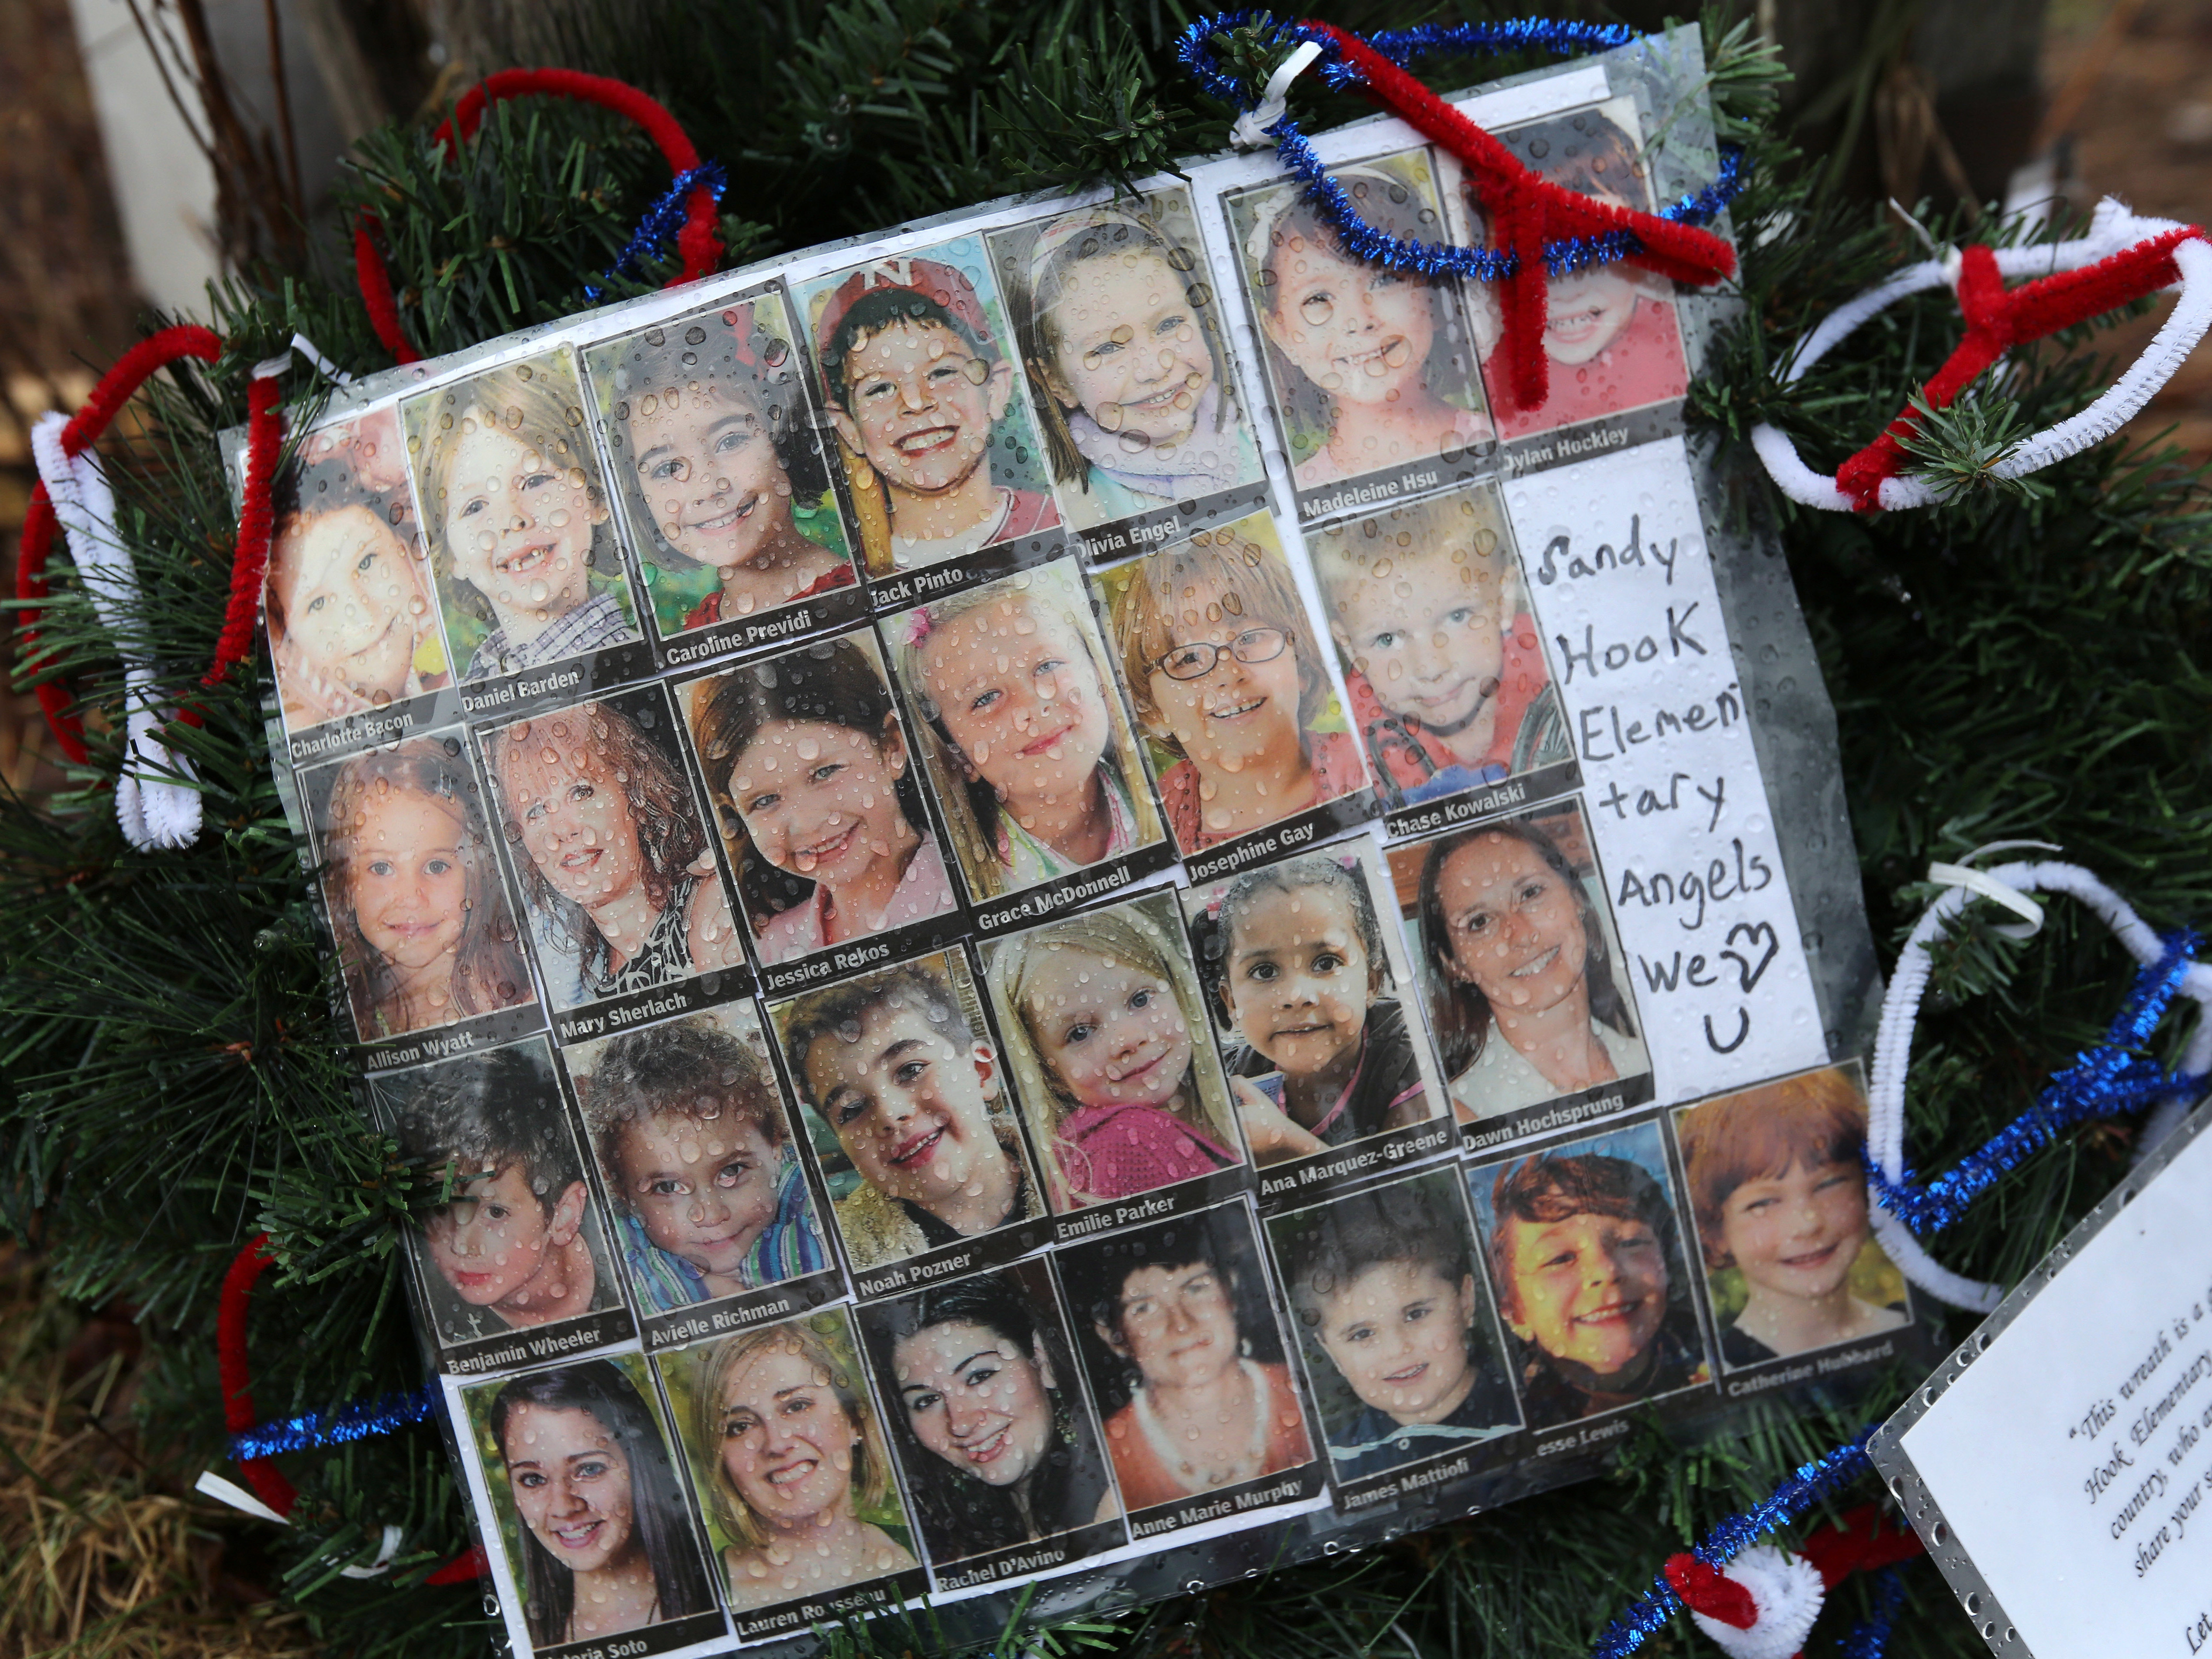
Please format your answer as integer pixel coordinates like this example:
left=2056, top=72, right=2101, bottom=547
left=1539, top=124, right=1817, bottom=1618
left=1223, top=147, right=1491, bottom=517
left=1268, top=1166, right=1519, bottom=1485
left=565, top=1005, right=830, bottom=1318
left=771, top=951, right=1046, bottom=1275
left=1184, top=846, right=1446, bottom=1170
left=1306, top=483, right=1572, bottom=811
left=1099, top=514, right=1370, bottom=858
left=1469, top=1120, right=1713, bottom=1429
left=1058, top=1202, right=1316, bottom=1515
left=478, top=684, right=748, bottom=1010
left=983, top=889, right=1248, bottom=1214
left=373, top=1038, right=627, bottom=1352
left=401, top=346, right=644, bottom=682
left=887, top=558, right=1167, bottom=908
left=267, top=405, right=451, bottom=732
left=683, top=629, right=960, bottom=969
left=1449, top=98, right=1692, bottom=446
left=462, top=1354, right=719, bottom=1655
left=795, top=240, right=1063, bottom=576
left=585, top=290, right=860, bottom=642
left=1674, top=1064, right=1910, bottom=1370
left=1387, top=799, right=1651, bottom=1129
left=307, top=733, right=536, bottom=1042
left=654, top=1308, right=921, bottom=1617
left=986, top=186, right=1265, bottom=539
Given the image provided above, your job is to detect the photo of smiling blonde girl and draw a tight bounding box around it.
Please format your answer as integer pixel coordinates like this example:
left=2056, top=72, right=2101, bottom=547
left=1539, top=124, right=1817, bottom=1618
left=406, top=349, right=642, bottom=682
left=990, top=191, right=1264, bottom=535
left=587, top=293, right=859, bottom=640
left=890, top=560, right=1166, bottom=906
left=984, top=891, right=1246, bottom=1212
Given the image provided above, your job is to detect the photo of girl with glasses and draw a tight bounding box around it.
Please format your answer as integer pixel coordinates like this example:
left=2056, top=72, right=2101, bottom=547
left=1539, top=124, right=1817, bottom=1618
left=267, top=407, right=450, bottom=728
left=405, top=350, right=642, bottom=682
left=469, top=1358, right=717, bottom=1652
left=889, top=560, right=1165, bottom=904
left=587, top=295, right=858, bottom=638
left=1102, top=518, right=1368, bottom=857
left=314, top=737, right=535, bottom=1039
left=1395, top=804, right=1649, bottom=1124
left=686, top=633, right=958, bottom=966
left=1226, top=152, right=1490, bottom=503
left=481, top=690, right=746, bottom=1009
left=1058, top=1205, right=1313, bottom=1514
left=990, top=192, right=1264, bottom=532
left=859, top=1262, right=1122, bottom=1567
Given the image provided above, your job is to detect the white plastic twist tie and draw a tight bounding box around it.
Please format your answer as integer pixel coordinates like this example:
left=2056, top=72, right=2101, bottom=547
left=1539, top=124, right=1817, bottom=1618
left=1231, top=40, right=1322, bottom=149
left=288, top=333, right=352, bottom=384
left=192, top=1472, right=406, bottom=1578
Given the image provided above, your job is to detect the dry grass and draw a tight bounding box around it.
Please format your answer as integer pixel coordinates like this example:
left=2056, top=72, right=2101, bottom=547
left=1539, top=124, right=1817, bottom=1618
left=0, top=1245, right=319, bottom=1659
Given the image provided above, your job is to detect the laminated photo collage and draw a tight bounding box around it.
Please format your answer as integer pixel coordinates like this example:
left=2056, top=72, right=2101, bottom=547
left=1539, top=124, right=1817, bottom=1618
left=257, top=32, right=1917, bottom=1659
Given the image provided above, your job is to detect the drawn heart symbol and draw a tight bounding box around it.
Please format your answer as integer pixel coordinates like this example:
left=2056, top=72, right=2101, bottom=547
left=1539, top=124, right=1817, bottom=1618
left=1720, top=921, right=1779, bottom=994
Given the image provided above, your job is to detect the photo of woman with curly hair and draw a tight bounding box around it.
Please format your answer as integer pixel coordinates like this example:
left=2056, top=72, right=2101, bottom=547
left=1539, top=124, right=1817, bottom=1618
left=483, top=689, right=746, bottom=1008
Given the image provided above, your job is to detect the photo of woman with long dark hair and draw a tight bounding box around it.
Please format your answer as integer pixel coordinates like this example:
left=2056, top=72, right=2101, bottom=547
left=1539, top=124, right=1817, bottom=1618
left=477, top=1358, right=716, bottom=1651
left=1407, top=808, right=1649, bottom=1122
left=860, top=1264, right=1121, bottom=1566
left=483, top=691, right=746, bottom=1007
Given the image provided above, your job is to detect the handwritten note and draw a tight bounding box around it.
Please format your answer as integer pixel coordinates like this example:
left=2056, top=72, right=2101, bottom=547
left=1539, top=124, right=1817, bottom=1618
left=1504, top=438, right=1828, bottom=1105
left=1894, top=1113, right=2212, bottom=1656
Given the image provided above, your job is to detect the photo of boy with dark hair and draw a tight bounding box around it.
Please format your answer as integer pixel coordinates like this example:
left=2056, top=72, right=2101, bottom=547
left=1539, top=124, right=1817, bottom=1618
left=1271, top=1169, right=1517, bottom=1483
left=1471, top=1123, right=1711, bottom=1428
left=774, top=954, right=1044, bottom=1272
left=381, top=1042, right=624, bottom=1345
left=571, top=1010, right=829, bottom=1314
left=800, top=243, right=1062, bottom=576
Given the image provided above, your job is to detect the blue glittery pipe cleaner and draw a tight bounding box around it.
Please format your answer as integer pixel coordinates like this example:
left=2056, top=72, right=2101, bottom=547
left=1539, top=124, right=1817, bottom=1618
left=1174, top=12, right=1748, bottom=283
left=229, top=1385, right=440, bottom=1461
left=1870, top=929, right=2206, bottom=1236
left=582, top=160, right=728, bottom=303
left=1837, top=1564, right=1909, bottom=1659
left=1591, top=1428, right=1878, bottom=1659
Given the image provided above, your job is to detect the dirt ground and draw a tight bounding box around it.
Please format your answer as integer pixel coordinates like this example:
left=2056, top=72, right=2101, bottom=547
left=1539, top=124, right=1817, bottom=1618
left=2046, top=0, right=2212, bottom=456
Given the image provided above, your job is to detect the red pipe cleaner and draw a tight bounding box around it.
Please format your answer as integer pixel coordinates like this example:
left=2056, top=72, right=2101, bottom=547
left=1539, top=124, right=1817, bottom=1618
left=1661, top=1503, right=1924, bottom=1656
left=1833, top=227, right=2200, bottom=509
left=218, top=1232, right=485, bottom=1582
left=14, top=325, right=225, bottom=763
left=218, top=1233, right=300, bottom=1516
left=176, top=369, right=285, bottom=729
left=1303, top=22, right=1737, bottom=413
left=357, top=68, right=724, bottom=364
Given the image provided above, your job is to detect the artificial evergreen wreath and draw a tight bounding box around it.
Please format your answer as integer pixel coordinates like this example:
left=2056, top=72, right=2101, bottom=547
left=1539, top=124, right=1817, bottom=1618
left=3, top=11, right=2208, bottom=1659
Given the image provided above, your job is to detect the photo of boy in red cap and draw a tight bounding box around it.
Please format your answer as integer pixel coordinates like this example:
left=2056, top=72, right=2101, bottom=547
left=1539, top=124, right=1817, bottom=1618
left=802, top=241, right=1062, bottom=576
